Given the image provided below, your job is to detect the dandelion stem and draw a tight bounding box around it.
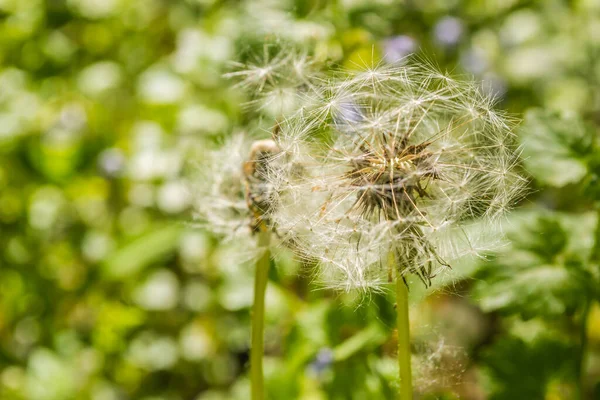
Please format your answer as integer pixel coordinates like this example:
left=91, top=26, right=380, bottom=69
left=391, top=252, right=413, bottom=400
left=251, top=229, right=271, bottom=400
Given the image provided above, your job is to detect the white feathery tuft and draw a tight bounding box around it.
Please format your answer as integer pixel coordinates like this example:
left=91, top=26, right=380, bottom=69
left=191, top=134, right=254, bottom=241
left=264, top=61, right=528, bottom=291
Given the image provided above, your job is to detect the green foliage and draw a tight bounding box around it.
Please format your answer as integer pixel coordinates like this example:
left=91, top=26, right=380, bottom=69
left=1, top=0, right=600, bottom=399
left=481, top=334, right=577, bottom=399
left=520, top=109, right=596, bottom=187
left=473, top=211, right=597, bottom=319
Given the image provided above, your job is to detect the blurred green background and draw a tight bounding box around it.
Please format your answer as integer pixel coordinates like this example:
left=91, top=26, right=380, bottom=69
left=1, top=0, right=600, bottom=399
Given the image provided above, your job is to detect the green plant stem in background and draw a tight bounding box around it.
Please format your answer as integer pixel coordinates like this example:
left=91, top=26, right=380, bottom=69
left=592, top=206, right=600, bottom=265
left=577, top=298, right=591, bottom=400
left=391, top=253, right=413, bottom=400
left=251, top=230, right=271, bottom=400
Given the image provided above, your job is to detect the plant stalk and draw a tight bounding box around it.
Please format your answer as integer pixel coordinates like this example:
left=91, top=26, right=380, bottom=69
left=577, top=297, right=591, bottom=399
left=251, top=229, right=271, bottom=400
left=391, top=253, right=413, bottom=400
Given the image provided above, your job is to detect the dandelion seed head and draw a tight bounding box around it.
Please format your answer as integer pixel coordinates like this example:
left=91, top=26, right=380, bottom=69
left=225, top=44, right=322, bottom=118
left=191, top=134, right=253, bottom=239
left=190, top=133, right=285, bottom=264
left=268, top=61, right=527, bottom=291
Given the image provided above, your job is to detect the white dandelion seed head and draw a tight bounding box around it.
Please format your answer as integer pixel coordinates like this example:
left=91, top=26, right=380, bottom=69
left=191, top=134, right=254, bottom=240
left=267, top=61, right=528, bottom=292
left=190, top=132, right=290, bottom=261
left=225, top=44, right=323, bottom=118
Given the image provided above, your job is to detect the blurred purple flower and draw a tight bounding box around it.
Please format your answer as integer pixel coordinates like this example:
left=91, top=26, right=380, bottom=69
left=59, top=104, right=87, bottom=131
left=382, top=35, right=417, bottom=63
left=334, top=101, right=363, bottom=135
left=308, top=348, right=334, bottom=375
left=98, top=148, right=126, bottom=178
left=434, top=17, right=464, bottom=47
left=460, top=47, right=488, bottom=75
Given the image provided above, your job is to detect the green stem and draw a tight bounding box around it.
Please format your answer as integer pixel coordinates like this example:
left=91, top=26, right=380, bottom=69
left=391, top=253, right=413, bottom=400
left=577, top=298, right=591, bottom=399
left=251, top=230, right=271, bottom=400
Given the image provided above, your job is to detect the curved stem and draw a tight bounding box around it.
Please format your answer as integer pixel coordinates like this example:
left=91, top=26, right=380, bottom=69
left=391, top=253, right=413, bottom=400
left=251, top=230, right=271, bottom=400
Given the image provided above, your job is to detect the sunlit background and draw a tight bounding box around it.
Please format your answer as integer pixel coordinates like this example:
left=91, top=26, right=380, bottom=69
left=1, top=1, right=600, bottom=399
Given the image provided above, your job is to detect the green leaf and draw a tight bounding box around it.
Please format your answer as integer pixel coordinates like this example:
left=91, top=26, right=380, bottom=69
left=102, top=224, right=183, bottom=279
left=520, top=109, right=594, bottom=187
left=332, top=324, right=387, bottom=362
left=477, top=265, right=584, bottom=318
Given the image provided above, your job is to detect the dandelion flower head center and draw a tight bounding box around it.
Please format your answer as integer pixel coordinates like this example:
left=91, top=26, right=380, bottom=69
left=348, top=137, right=439, bottom=220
